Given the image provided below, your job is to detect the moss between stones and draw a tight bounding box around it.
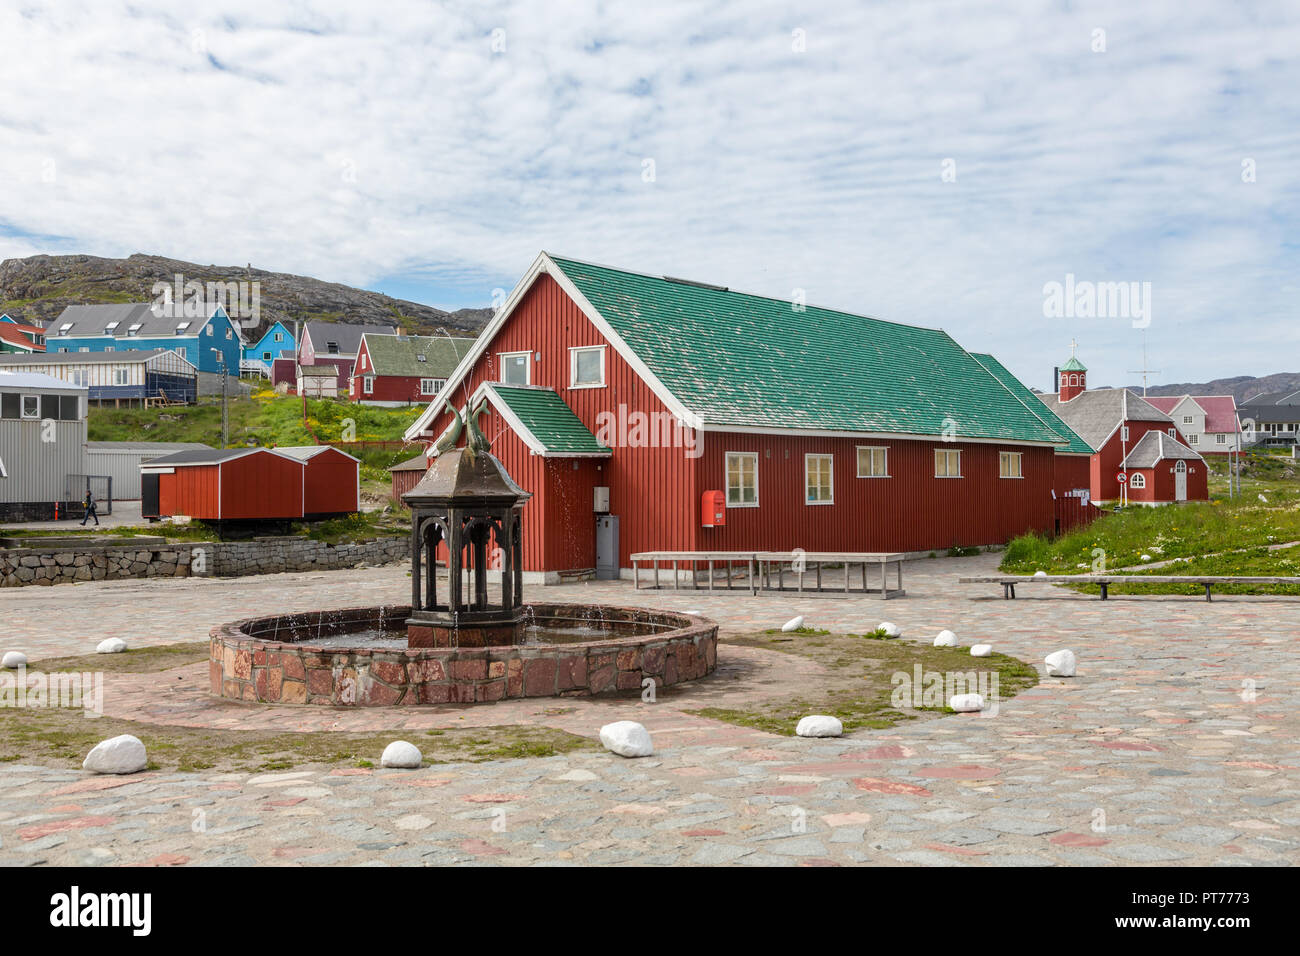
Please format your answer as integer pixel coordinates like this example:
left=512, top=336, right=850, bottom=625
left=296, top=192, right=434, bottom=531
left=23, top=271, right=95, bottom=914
left=689, top=631, right=1038, bottom=736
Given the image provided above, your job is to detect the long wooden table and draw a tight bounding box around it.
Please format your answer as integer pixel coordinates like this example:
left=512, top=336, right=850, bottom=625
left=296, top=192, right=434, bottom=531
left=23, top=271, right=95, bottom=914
left=960, top=573, right=1300, bottom=601
left=631, top=550, right=906, bottom=599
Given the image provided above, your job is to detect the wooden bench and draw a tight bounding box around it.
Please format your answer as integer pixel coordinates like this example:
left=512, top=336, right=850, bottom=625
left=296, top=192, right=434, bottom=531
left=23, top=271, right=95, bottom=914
left=631, top=551, right=906, bottom=598
left=960, top=574, right=1300, bottom=601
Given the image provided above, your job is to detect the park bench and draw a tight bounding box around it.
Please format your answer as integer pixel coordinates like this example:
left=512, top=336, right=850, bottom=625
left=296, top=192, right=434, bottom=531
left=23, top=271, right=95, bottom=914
left=960, top=574, right=1300, bottom=601
left=631, top=550, right=906, bottom=599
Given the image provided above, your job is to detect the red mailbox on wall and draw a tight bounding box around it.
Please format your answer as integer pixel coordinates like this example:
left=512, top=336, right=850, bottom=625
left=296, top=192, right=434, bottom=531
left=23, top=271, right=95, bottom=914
left=701, top=490, right=725, bottom=527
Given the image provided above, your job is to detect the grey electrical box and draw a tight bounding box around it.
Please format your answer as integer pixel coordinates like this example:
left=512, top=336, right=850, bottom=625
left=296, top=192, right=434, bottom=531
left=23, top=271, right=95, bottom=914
left=593, top=486, right=610, bottom=512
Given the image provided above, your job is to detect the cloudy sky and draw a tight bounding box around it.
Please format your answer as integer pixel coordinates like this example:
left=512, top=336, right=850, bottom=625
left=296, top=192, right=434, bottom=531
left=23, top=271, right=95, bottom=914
left=0, top=0, right=1295, bottom=391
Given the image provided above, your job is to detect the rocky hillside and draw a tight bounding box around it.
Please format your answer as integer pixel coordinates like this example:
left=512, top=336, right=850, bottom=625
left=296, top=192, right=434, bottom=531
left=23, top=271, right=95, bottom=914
left=0, top=253, right=492, bottom=340
left=1124, top=373, right=1300, bottom=404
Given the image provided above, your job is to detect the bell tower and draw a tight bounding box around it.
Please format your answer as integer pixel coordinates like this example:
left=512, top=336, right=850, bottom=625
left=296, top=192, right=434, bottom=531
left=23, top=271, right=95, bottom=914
left=1058, top=340, right=1087, bottom=402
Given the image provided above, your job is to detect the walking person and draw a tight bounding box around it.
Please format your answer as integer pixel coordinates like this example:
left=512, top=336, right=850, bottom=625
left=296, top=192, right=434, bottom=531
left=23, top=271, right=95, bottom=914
left=81, top=489, right=99, bottom=526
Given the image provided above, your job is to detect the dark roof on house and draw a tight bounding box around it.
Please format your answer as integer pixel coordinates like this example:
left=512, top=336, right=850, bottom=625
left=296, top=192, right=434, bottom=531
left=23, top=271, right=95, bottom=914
left=304, top=321, right=397, bottom=357
left=1122, top=430, right=1204, bottom=468
left=0, top=370, right=87, bottom=391
left=971, top=353, right=1094, bottom=454
left=363, top=334, right=476, bottom=377
left=276, top=445, right=360, bottom=462
left=1039, top=389, right=1171, bottom=449
left=142, top=447, right=303, bottom=466
left=49, top=303, right=229, bottom=339
left=0, top=348, right=190, bottom=367
left=389, top=453, right=429, bottom=472
left=88, top=441, right=212, bottom=452
left=543, top=256, right=1071, bottom=444
left=1241, top=390, right=1300, bottom=407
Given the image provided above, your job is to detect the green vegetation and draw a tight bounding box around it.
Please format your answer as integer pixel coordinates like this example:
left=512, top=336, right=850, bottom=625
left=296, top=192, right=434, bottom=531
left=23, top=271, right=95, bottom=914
left=0, top=646, right=596, bottom=771
left=1001, top=480, right=1300, bottom=594
left=689, top=631, right=1038, bottom=735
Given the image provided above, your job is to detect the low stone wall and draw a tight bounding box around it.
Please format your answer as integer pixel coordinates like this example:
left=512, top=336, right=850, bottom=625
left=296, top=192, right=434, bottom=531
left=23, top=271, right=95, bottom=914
left=209, top=604, right=719, bottom=706
left=0, top=536, right=407, bottom=587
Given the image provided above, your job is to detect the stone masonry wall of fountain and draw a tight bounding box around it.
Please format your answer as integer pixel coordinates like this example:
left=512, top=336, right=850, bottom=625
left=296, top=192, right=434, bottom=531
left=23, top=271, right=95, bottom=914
left=209, top=604, right=718, bottom=705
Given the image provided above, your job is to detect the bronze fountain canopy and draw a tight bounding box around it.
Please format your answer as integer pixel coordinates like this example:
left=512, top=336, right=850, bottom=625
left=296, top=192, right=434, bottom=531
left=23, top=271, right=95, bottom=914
left=402, top=400, right=532, bottom=648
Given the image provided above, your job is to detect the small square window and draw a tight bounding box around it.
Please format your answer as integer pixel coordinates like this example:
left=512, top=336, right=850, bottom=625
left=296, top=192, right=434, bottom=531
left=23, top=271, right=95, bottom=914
left=999, top=451, right=1023, bottom=478
left=935, top=448, right=961, bottom=477
left=805, top=454, right=833, bottom=504
left=856, top=446, right=888, bottom=477
left=21, top=394, right=40, bottom=419
left=500, top=352, right=530, bottom=386
left=570, top=346, right=605, bottom=387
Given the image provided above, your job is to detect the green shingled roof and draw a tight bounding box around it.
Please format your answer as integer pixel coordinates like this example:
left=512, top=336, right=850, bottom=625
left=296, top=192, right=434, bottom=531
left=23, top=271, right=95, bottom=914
left=1060, top=355, right=1087, bottom=371
left=550, top=256, right=1069, bottom=445
left=970, top=353, right=1095, bottom=455
left=365, top=334, right=476, bottom=377
left=488, top=384, right=611, bottom=456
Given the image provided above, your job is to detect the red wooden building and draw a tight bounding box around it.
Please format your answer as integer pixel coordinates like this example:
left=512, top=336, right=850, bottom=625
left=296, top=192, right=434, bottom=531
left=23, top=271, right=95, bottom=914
left=141, top=448, right=306, bottom=521
left=1039, top=350, right=1208, bottom=506
left=350, top=333, right=475, bottom=406
left=404, top=253, right=1087, bottom=580
left=278, top=446, right=361, bottom=516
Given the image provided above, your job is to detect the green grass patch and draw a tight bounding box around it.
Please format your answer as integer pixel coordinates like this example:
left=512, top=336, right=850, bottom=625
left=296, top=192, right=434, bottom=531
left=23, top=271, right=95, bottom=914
left=689, top=631, right=1037, bottom=736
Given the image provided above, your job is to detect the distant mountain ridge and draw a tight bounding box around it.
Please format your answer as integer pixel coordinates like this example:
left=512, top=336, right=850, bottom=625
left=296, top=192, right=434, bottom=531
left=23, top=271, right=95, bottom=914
left=1116, top=373, right=1300, bottom=405
left=0, top=253, right=492, bottom=341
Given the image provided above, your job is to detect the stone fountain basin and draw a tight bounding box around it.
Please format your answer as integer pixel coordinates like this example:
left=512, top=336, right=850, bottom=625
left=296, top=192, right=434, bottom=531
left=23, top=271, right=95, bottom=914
left=209, top=603, right=718, bottom=706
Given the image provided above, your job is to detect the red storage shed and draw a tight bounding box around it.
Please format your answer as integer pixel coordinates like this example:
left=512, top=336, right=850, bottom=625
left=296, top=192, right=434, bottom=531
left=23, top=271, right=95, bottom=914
left=278, top=445, right=361, bottom=516
left=140, top=448, right=306, bottom=521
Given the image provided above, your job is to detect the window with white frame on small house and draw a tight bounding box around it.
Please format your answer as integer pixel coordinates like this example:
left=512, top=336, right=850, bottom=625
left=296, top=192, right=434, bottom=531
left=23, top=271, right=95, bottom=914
left=725, top=452, right=758, bottom=507
left=500, top=352, right=530, bottom=386
left=999, top=451, right=1023, bottom=478
left=1183, top=415, right=1193, bottom=424
left=1168, top=428, right=1177, bottom=438
left=363, top=376, right=374, bottom=394
left=420, top=378, right=443, bottom=396
left=935, top=448, right=961, bottom=477
left=1188, top=434, right=1199, bottom=445
left=1216, top=433, right=1226, bottom=444
left=1129, top=473, right=1146, bottom=489
left=1121, top=426, right=1130, bottom=441
left=274, top=332, right=283, bottom=342
left=856, top=446, right=888, bottom=478
left=805, top=453, right=833, bottom=504
left=113, top=368, right=129, bottom=386
left=20, top=394, right=40, bottom=419
left=570, top=346, right=605, bottom=388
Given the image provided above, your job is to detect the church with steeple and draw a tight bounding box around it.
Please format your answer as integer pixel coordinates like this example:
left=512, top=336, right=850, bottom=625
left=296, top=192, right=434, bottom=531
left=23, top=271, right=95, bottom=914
left=1038, top=343, right=1208, bottom=506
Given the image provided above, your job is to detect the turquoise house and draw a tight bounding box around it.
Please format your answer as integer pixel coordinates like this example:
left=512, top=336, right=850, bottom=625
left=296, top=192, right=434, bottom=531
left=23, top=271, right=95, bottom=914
left=44, top=303, right=243, bottom=375
left=241, top=320, right=296, bottom=376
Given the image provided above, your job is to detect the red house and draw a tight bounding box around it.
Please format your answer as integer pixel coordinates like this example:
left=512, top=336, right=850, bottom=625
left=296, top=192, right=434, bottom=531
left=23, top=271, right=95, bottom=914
left=404, top=252, right=1081, bottom=580
left=1038, top=349, right=1208, bottom=505
left=140, top=448, right=306, bottom=521
left=299, top=320, right=397, bottom=394
left=278, top=446, right=361, bottom=516
left=350, top=333, right=476, bottom=405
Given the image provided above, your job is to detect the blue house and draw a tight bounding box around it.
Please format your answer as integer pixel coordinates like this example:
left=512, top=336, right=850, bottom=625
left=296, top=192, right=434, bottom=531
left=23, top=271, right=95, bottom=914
left=45, top=302, right=243, bottom=375
left=240, top=320, right=296, bottom=377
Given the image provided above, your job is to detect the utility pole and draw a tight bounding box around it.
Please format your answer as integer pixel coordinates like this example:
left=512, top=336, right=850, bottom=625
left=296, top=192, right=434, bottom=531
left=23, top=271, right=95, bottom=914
left=211, top=348, right=229, bottom=448
left=1126, top=338, right=1162, bottom=397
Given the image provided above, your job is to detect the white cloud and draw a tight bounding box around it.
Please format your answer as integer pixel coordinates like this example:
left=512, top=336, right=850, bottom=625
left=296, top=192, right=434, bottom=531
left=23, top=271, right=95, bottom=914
left=0, top=0, right=1296, bottom=387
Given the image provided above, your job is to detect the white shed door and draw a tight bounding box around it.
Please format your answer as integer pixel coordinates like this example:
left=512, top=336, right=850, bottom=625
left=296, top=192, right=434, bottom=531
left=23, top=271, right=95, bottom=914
left=1174, top=460, right=1187, bottom=501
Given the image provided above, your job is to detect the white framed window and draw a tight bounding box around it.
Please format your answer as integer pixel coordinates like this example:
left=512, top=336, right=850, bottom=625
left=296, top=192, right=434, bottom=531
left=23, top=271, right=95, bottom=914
left=1182, top=415, right=1193, bottom=424
left=78, top=347, right=90, bottom=353
left=725, top=452, right=758, bottom=507
left=1129, top=473, right=1146, bottom=489
left=225, top=327, right=232, bottom=340
left=569, top=345, right=606, bottom=388
left=935, top=448, right=962, bottom=477
left=999, top=451, right=1023, bottom=478
left=21, top=394, right=40, bottom=419
left=114, top=368, right=129, bottom=385
left=262, top=351, right=272, bottom=360
left=1187, top=434, right=1199, bottom=445
left=420, top=378, right=443, bottom=396
left=359, top=354, right=367, bottom=371
left=500, top=351, right=531, bottom=386
left=1121, top=426, right=1130, bottom=441
left=1168, top=428, right=1177, bottom=438
left=363, top=376, right=374, bottom=395
left=206, top=325, right=213, bottom=336
left=1216, top=433, right=1226, bottom=445
left=273, top=332, right=283, bottom=342
left=104, top=346, right=114, bottom=352
left=805, top=453, right=834, bottom=504
left=856, top=445, right=888, bottom=478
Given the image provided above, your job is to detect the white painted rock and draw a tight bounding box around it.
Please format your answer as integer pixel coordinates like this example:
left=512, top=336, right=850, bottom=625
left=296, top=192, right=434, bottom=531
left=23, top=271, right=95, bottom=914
left=380, top=740, right=422, bottom=769
left=970, top=644, right=993, bottom=657
left=1033, top=570, right=1048, bottom=578
left=795, top=715, right=844, bottom=738
left=82, top=735, right=147, bottom=775
left=949, top=693, right=985, bottom=712
left=96, top=638, right=127, bottom=654
left=933, top=629, right=958, bottom=647
left=781, top=616, right=805, bottom=632
left=599, top=721, right=654, bottom=757
left=878, top=622, right=901, bottom=638
left=2, top=651, right=26, bottom=669
left=1045, top=649, right=1077, bottom=677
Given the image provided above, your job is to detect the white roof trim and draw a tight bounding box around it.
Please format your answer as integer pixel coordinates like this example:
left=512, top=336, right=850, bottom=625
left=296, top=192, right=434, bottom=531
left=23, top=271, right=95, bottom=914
left=427, top=381, right=611, bottom=458
left=404, top=252, right=701, bottom=441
